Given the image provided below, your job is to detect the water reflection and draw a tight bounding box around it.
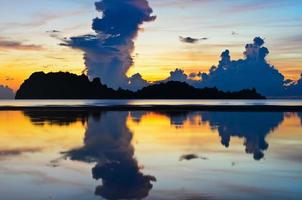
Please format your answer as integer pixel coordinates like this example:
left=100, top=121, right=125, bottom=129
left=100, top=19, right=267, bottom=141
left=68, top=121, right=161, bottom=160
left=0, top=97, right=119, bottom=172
left=21, top=110, right=302, bottom=199
left=65, top=112, right=156, bottom=200
left=201, top=112, right=284, bottom=160
left=140, top=111, right=284, bottom=160
left=298, top=112, right=302, bottom=124
left=23, top=110, right=89, bottom=126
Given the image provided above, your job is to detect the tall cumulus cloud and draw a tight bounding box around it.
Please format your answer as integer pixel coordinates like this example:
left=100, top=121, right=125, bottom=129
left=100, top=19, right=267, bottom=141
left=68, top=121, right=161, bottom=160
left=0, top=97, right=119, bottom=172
left=63, top=0, right=156, bottom=90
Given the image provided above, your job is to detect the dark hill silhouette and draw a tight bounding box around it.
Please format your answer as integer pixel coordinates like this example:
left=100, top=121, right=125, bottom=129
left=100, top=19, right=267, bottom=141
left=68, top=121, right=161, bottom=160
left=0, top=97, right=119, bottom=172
left=136, top=81, right=264, bottom=99
left=15, top=72, right=119, bottom=99
left=15, top=72, right=265, bottom=99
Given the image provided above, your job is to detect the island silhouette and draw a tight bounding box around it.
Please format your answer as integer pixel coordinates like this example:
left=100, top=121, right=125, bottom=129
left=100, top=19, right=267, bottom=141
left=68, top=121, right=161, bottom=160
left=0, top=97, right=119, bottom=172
left=15, top=72, right=265, bottom=99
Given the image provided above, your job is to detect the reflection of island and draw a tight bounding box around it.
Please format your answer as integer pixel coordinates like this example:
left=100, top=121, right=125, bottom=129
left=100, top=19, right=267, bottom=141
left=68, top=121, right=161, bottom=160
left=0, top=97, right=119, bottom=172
left=24, top=110, right=286, bottom=162
left=24, top=110, right=286, bottom=163
left=65, top=112, right=156, bottom=200
left=23, top=110, right=89, bottom=126
left=150, top=111, right=284, bottom=160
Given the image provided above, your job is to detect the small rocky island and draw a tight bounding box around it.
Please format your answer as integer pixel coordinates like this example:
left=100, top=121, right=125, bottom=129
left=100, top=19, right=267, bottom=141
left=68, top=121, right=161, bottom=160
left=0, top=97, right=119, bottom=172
left=15, top=72, right=265, bottom=99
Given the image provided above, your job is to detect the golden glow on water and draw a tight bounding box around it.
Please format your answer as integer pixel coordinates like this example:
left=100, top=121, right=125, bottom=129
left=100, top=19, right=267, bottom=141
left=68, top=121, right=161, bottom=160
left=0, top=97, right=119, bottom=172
left=0, top=111, right=85, bottom=153
left=128, top=112, right=222, bottom=149
left=0, top=110, right=301, bottom=200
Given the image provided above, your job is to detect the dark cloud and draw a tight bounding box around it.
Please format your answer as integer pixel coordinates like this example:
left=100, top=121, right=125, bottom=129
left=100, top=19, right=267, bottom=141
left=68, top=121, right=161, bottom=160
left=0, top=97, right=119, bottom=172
left=179, top=36, right=208, bottom=44
left=47, top=30, right=61, bottom=38
left=0, top=39, right=43, bottom=51
left=179, top=36, right=199, bottom=44
left=46, top=30, right=60, bottom=33
left=63, top=0, right=156, bottom=90
left=180, top=154, right=199, bottom=161
left=0, top=85, right=14, bottom=99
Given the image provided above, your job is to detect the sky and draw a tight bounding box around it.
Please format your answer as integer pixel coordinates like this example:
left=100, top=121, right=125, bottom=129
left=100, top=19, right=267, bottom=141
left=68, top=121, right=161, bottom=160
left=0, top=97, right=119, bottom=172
left=0, top=0, right=302, bottom=91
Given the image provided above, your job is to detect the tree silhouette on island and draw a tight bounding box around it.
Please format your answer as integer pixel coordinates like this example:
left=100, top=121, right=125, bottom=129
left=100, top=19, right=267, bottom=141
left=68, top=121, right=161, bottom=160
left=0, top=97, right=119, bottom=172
left=15, top=72, right=265, bottom=99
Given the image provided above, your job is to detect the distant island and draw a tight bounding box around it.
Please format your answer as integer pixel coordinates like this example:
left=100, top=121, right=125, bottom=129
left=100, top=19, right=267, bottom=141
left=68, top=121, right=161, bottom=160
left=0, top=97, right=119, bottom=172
left=15, top=72, right=265, bottom=99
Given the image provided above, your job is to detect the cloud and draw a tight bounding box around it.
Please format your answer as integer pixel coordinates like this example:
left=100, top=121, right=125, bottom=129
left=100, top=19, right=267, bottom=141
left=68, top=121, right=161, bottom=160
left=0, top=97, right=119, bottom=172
left=284, top=74, right=302, bottom=97
left=46, top=30, right=60, bottom=33
left=165, top=68, right=188, bottom=82
left=0, top=85, right=15, bottom=99
left=179, top=154, right=199, bottom=161
left=63, top=0, right=156, bottom=90
left=128, top=73, right=150, bottom=91
left=165, top=37, right=287, bottom=97
left=179, top=36, right=208, bottom=44
left=198, top=37, right=286, bottom=96
left=0, top=38, right=43, bottom=51
left=0, top=147, right=42, bottom=158
left=179, top=154, right=208, bottom=161
left=232, top=31, right=239, bottom=36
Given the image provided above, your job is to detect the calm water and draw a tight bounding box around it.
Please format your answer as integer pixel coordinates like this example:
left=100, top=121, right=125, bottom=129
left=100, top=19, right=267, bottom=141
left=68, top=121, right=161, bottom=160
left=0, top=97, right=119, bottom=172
left=0, top=110, right=302, bottom=200
left=1, top=99, right=302, bottom=107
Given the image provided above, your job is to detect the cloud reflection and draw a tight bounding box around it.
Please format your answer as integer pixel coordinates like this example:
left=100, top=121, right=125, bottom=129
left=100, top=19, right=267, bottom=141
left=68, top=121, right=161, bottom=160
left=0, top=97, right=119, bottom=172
left=201, top=112, right=284, bottom=160
left=148, top=111, right=284, bottom=160
left=64, top=112, right=156, bottom=200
